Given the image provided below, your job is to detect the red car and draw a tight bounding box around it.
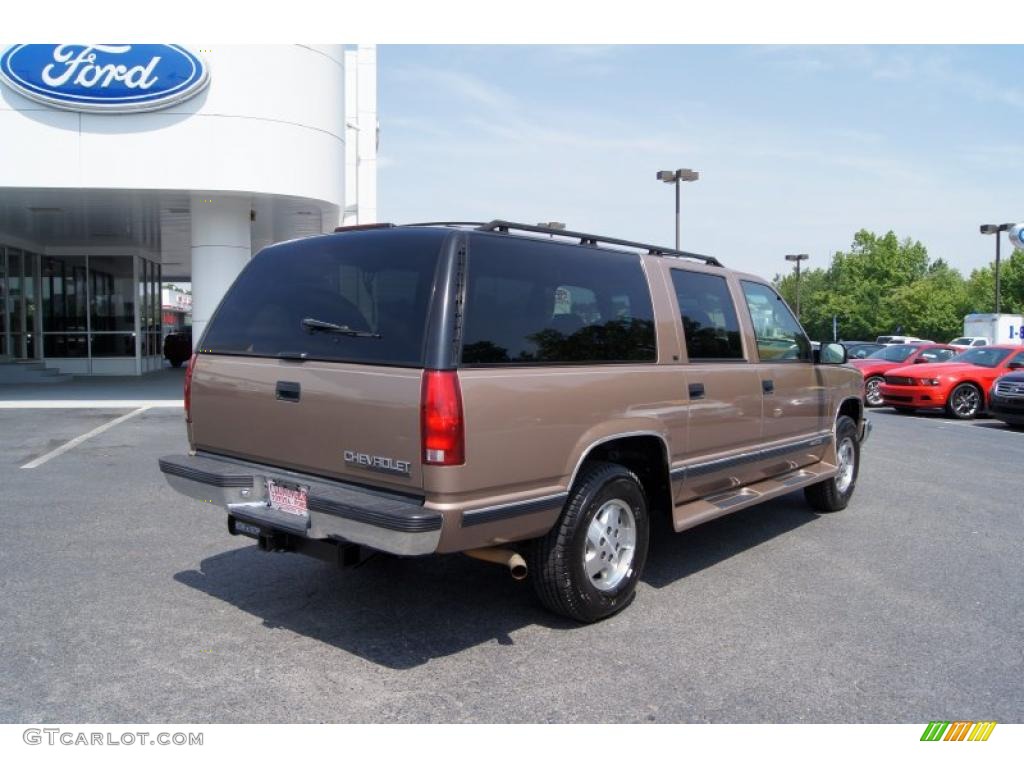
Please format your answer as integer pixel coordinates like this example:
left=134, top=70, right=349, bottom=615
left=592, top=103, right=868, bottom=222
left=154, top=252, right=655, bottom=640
left=879, top=345, right=1024, bottom=419
left=851, top=343, right=958, bottom=407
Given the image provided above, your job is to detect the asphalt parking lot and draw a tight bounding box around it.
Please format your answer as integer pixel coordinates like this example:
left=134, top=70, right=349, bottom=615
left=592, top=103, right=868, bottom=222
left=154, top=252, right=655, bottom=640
left=1, top=403, right=1021, bottom=723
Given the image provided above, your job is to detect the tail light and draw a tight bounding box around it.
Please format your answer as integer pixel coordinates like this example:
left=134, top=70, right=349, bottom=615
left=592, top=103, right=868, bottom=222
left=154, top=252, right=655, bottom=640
left=421, top=370, right=464, bottom=466
left=184, top=353, right=197, bottom=423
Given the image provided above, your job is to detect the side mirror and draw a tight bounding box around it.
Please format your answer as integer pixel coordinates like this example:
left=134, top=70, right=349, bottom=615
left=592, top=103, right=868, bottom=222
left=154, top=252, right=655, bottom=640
left=1009, top=361, right=1024, bottom=371
left=815, top=342, right=847, bottom=365
left=913, top=357, right=927, bottom=364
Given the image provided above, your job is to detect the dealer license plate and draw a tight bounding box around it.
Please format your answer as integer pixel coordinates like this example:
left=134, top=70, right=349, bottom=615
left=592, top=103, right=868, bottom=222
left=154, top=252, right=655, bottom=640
left=266, top=479, right=309, bottom=518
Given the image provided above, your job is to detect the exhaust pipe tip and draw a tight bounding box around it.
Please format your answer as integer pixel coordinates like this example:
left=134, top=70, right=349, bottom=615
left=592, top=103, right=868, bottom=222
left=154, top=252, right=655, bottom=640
left=509, top=556, right=528, bottom=581
left=464, top=547, right=529, bottom=581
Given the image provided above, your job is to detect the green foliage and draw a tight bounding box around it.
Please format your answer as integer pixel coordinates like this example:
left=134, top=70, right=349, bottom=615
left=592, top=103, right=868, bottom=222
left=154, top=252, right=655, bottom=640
left=773, top=231, right=1024, bottom=343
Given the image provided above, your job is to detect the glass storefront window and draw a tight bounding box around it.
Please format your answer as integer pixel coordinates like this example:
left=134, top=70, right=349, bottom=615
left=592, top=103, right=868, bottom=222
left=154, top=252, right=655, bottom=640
left=3, top=249, right=168, bottom=367
left=140, top=260, right=149, bottom=356
left=0, top=247, right=6, bottom=357
left=89, top=256, right=135, bottom=332
left=8, top=249, right=22, bottom=335
left=43, top=334, right=88, bottom=358
left=42, top=255, right=87, bottom=332
left=90, top=334, right=136, bottom=357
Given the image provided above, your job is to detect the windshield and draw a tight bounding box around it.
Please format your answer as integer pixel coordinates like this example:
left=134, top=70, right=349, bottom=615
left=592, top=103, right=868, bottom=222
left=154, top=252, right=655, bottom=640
left=867, top=344, right=917, bottom=362
left=950, top=338, right=970, bottom=345
left=201, top=229, right=446, bottom=366
left=949, top=348, right=1012, bottom=368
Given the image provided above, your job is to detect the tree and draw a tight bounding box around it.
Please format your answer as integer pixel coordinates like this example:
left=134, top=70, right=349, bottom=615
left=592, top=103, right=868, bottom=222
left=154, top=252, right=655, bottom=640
left=964, top=250, right=1024, bottom=315
left=775, top=229, right=942, bottom=341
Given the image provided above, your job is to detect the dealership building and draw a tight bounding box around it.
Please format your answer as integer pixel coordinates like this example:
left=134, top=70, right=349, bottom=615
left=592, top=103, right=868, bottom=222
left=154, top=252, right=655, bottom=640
left=0, top=43, right=377, bottom=377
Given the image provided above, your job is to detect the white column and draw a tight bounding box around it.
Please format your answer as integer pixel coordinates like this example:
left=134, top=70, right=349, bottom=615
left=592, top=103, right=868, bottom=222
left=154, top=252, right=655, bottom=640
left=356, top=44, right=378, bottom=224
left=190, top=195, right=251, bottom=348
left=342, top=48, right=359, bottom=227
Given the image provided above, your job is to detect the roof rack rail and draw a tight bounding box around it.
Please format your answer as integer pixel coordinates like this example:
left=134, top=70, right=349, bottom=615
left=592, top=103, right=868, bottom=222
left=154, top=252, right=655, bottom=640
left=401, top=221, right=489, bottom=228
left=334, top=223, right=395, bottom=232
left=477, top=220, right=722, bottom=266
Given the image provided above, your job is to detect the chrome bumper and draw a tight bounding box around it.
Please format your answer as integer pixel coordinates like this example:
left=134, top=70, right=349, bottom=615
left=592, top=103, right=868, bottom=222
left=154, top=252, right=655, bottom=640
left=158, top=453, right=442, bottom=556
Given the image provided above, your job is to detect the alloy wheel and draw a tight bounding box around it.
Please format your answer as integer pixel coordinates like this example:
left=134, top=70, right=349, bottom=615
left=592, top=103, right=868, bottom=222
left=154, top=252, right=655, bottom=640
left=584, top=498, right=637, bottom=592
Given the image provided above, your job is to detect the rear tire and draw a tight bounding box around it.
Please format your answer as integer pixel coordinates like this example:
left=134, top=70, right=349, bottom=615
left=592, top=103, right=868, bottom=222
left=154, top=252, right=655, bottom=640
left=804, top=416, right=860, bottom=513
left=170, top=359, right=183, bottom=368
left=528, top=461, right=649, bottom=623
left=946, top=383, right=982, bottom=420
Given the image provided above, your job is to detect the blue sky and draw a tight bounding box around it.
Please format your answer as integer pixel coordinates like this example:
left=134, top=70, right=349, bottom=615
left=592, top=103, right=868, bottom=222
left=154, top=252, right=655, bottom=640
left=378, top=45, right=1023, bottom=277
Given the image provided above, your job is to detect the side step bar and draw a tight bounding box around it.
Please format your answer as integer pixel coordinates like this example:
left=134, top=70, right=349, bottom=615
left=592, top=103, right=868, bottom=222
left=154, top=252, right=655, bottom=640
left=671, top=459, right=838, bottom=533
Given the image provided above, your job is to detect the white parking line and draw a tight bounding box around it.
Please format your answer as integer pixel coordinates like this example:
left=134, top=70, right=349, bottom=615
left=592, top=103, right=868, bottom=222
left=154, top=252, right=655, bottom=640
left=20, top=407, right=151, bottom=469
left=0, top=400, right=182, bottom=409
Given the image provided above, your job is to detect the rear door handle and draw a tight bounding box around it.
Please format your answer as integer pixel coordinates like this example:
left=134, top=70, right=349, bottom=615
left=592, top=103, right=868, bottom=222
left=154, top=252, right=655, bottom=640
left=762, top=379, right=774, bottom=394
left=688, top=382, right=705, bottom=400
left=276, top=381, right=301, bottom=402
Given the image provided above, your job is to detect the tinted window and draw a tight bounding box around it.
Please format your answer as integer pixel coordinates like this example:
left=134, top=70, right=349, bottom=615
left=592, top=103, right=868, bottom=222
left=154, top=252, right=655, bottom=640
left=916, top=347, right=956, bottom=363
left=201, top=230, right=445, bottom=366
left=846, top=343, right=883, bottom=359
left=740, top=281, right=811, bottom=361
left=868, top=344, right=918, bottom=362
left=670, top=270, right=744, bottom=360
left=460, top=234, right=656, bottom=365
left=950, top=347, right=1012, bottom=368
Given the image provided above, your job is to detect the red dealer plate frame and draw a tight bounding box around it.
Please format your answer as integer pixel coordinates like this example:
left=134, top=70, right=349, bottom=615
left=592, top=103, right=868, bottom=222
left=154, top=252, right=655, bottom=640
left=266, top=479, right=309, bottom=518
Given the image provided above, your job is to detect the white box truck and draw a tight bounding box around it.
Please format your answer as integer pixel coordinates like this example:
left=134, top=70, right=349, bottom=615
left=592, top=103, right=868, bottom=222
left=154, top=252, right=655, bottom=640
left=961, top=314, right=1024, bottom=345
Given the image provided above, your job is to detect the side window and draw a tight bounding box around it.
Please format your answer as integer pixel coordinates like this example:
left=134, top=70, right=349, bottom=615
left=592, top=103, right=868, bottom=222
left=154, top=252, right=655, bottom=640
left=919, top=348, right=955, bottom=363
left=460, top=235, right=657, bottom=365
left=740, top=281, right=811, bottom=362
left=669, top=270, right=744, bottom=360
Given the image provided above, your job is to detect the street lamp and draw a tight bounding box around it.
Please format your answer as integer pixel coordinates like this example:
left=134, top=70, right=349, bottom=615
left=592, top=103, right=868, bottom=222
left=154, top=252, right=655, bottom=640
left=979, top=223, right=1014, bottom=314
left=785, top=253, right=810, bottom=319
left=656, top=168, right=699, bottom=249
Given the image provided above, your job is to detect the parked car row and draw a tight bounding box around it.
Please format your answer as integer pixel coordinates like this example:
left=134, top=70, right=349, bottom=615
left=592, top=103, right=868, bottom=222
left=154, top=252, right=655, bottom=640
left=852, top=342, right=1024, bottom=426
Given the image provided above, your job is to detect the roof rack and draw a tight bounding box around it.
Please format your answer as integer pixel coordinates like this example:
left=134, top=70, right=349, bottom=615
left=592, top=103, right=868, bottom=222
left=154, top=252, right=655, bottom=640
left=401, top=221, right=489, bottom=228
left=478, top=220, right=721, bottom=266
left=394, top=220, right=722, bottom=266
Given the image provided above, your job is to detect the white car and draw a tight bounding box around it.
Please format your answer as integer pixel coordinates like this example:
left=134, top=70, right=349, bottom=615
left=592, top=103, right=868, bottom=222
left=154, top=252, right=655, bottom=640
left=876, top=335, right=928, bottom=345
left=949, top=336, right=989, bottom=350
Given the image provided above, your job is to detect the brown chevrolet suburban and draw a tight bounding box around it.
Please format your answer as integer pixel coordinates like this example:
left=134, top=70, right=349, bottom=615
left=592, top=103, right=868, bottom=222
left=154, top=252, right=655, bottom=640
left=159, top=220, right=869, bottom=622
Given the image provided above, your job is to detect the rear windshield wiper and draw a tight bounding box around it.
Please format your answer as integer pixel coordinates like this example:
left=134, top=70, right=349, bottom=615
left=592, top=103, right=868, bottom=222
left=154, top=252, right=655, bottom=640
left=301, top=317, right=382, bottom=339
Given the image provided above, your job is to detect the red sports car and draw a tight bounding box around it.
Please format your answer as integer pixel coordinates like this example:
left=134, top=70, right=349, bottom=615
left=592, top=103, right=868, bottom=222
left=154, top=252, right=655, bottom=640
left=878, top=345, right=1024, bottom=419
left=851, top=343, right=958, bottom=407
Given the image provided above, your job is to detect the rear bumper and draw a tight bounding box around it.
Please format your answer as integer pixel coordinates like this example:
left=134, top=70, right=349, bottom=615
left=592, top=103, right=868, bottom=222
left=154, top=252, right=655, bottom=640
left=158, top=453, right=442, bottom=556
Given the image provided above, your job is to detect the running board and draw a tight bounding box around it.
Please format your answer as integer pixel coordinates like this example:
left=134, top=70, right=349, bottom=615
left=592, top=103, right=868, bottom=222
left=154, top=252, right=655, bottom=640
left=671, top=459, right=839, bottom=532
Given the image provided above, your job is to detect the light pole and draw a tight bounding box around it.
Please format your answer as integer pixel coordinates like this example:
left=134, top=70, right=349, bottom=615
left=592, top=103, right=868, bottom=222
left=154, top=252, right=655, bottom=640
left=979, top=223, right=1014, bottom=314
left=785, top=253, right=809, bottom=319
left=656, top=168, right=699, bottom=249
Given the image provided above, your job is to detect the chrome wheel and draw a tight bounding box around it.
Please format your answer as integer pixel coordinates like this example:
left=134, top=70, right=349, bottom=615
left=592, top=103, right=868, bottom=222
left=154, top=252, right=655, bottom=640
left=950, top=384, right=981, bottom=418
left=584, top=498, right=636, bottom=592
left=836, top=436, right=856, bottom=494
left=864, top=376, right=883, bottom=407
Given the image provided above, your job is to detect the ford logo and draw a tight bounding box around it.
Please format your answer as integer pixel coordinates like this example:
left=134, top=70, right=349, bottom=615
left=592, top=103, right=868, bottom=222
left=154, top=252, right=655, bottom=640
left=1010, top=224, right=1024, bottom=250
left=0, top=44, right=209, bottom=113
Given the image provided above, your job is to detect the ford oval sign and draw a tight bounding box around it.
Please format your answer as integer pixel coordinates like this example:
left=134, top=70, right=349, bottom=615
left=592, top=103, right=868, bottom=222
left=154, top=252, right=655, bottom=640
left=1010, top=224, right=1024, bottom=251
left=0, top=44, right=209, bottom=113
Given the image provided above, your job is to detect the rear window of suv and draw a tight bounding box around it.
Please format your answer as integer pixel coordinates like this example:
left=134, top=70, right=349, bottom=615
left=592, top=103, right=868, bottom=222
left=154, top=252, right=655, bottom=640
left=460, top=233, right=657, bottom=365
left=199, top=229, right=446, bottom=366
